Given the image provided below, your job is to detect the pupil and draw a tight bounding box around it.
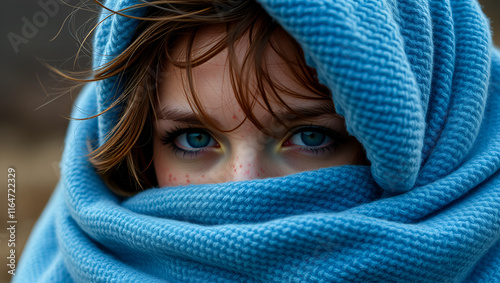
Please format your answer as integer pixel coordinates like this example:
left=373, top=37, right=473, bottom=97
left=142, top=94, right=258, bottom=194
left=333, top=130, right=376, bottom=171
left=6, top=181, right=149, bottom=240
left=186, top=132, right=210, bottom=148
left=301, top=131, right=325, bottom=147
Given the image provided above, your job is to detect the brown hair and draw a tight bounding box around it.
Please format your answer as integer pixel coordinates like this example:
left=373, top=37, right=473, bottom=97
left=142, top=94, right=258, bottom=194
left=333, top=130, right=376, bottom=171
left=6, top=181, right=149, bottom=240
left=69, top=0, right=333, bottom=196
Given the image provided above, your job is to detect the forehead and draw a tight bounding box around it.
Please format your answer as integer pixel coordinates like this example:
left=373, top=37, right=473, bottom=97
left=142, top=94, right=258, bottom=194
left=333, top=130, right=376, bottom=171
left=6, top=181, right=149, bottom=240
left=161, top=24, right=320, bottom=107
left=169, top=23, right=305, bottom=74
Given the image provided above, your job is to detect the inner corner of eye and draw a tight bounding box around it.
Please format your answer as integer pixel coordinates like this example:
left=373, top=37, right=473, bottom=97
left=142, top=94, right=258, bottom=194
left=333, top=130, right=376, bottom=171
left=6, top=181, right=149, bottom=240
left=281, top=141, right=291, bottom=148
left=281, top=135, right=294, bottom=147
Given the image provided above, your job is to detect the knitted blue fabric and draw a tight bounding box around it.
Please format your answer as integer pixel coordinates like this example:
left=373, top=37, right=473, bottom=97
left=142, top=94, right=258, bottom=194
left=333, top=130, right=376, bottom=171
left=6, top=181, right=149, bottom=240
left=14, top=0, right=500, bottom=282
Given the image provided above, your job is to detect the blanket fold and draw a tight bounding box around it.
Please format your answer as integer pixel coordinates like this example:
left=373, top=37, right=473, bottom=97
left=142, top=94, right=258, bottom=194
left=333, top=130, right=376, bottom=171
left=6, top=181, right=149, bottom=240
left=14, top=0, right=500, bottom=282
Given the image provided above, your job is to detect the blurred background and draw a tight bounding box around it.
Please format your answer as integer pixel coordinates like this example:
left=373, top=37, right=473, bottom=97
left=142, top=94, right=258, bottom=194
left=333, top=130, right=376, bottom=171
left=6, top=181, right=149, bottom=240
left=0, top=1, right=95, bottom=282
left=1, top=1, right=500, bottom=282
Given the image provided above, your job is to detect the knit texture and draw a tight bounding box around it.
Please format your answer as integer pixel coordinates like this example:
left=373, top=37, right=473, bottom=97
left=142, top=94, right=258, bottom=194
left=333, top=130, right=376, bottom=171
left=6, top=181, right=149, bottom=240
left=14, top=0, right=500, bottom=282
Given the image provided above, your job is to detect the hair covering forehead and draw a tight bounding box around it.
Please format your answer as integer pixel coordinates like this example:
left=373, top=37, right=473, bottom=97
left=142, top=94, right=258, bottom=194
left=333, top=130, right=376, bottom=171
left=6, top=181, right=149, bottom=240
left=93, top=0, right=492, bottom=193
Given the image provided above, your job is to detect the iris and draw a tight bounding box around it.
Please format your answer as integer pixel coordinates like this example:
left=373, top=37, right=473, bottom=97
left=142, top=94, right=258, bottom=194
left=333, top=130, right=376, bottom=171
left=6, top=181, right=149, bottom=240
left=186, top=132, right=211, bottom=148
left=300, top=131, right=325, bottom=147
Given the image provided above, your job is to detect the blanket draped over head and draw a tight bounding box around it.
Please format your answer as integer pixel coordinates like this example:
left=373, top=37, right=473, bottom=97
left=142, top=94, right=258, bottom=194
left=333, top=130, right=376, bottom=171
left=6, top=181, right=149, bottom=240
left=14, top=0, right=500, bottom=282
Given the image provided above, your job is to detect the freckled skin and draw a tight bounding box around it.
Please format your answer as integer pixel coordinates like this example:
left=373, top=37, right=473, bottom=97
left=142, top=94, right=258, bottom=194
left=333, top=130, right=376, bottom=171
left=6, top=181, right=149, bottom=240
left=152, top=25, right=365, bottom=187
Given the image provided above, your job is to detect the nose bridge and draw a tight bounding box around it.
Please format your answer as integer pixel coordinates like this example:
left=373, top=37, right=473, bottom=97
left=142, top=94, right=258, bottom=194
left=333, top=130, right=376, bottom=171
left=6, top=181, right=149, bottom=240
left=228, top=140, right=263, bottom=182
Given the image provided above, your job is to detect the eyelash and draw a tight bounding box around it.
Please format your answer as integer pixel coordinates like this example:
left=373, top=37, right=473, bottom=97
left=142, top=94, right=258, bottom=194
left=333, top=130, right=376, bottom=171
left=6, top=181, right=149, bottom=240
left=160, top=126, right=215, bottom=159
left=282, top=125, right=345, bottom=155
left=160, top=125, right=346, bottom=158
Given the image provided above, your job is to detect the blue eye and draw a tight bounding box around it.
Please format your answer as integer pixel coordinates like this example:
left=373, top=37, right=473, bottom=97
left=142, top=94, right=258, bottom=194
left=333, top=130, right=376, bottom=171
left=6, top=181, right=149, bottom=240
left=161, top=128, right=220, bottom=159
left=288, top=129, right=332, bottom=148
left=185, top=132, right=211, bottom=148
left=281, top=126, right=346, bottom=156
left=298, top=131, right=328, bottom=147
left=176, top=131, right=218, bottom=150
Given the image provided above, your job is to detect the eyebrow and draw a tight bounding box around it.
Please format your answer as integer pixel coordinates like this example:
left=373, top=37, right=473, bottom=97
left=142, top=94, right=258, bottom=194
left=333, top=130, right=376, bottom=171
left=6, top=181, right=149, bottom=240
left=157, top=108, right=223, bottom=128
left=157, top=103, right=340, bottom=126
left=274, top=103, right=339, bottom=122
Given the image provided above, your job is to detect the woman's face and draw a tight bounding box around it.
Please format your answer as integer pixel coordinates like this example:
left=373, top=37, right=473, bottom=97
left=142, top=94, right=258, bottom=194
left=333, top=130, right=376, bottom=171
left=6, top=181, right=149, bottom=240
left=153, top=28, right=364, bottom=187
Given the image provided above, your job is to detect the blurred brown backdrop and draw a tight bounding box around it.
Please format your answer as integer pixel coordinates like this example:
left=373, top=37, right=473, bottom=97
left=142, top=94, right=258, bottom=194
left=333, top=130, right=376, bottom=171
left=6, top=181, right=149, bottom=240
left=1, top=1, right=500, bottom=282
left=0, top=1, right=95, bottom=282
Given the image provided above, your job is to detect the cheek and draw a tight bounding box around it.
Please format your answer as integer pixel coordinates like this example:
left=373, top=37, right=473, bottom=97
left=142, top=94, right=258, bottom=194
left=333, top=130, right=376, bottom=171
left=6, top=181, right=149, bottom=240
left=154, top=164, right=199, bottom=187
left=281, top=138, right=366, bottom=172
left=153, top=142, right=174, bottom=187
left=153, top=138, right=210, bottom=187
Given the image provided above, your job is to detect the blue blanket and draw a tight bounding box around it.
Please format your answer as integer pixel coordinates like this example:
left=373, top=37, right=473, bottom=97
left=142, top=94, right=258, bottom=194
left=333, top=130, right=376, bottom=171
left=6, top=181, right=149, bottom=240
left=14, top=0, right=500, bottom=281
